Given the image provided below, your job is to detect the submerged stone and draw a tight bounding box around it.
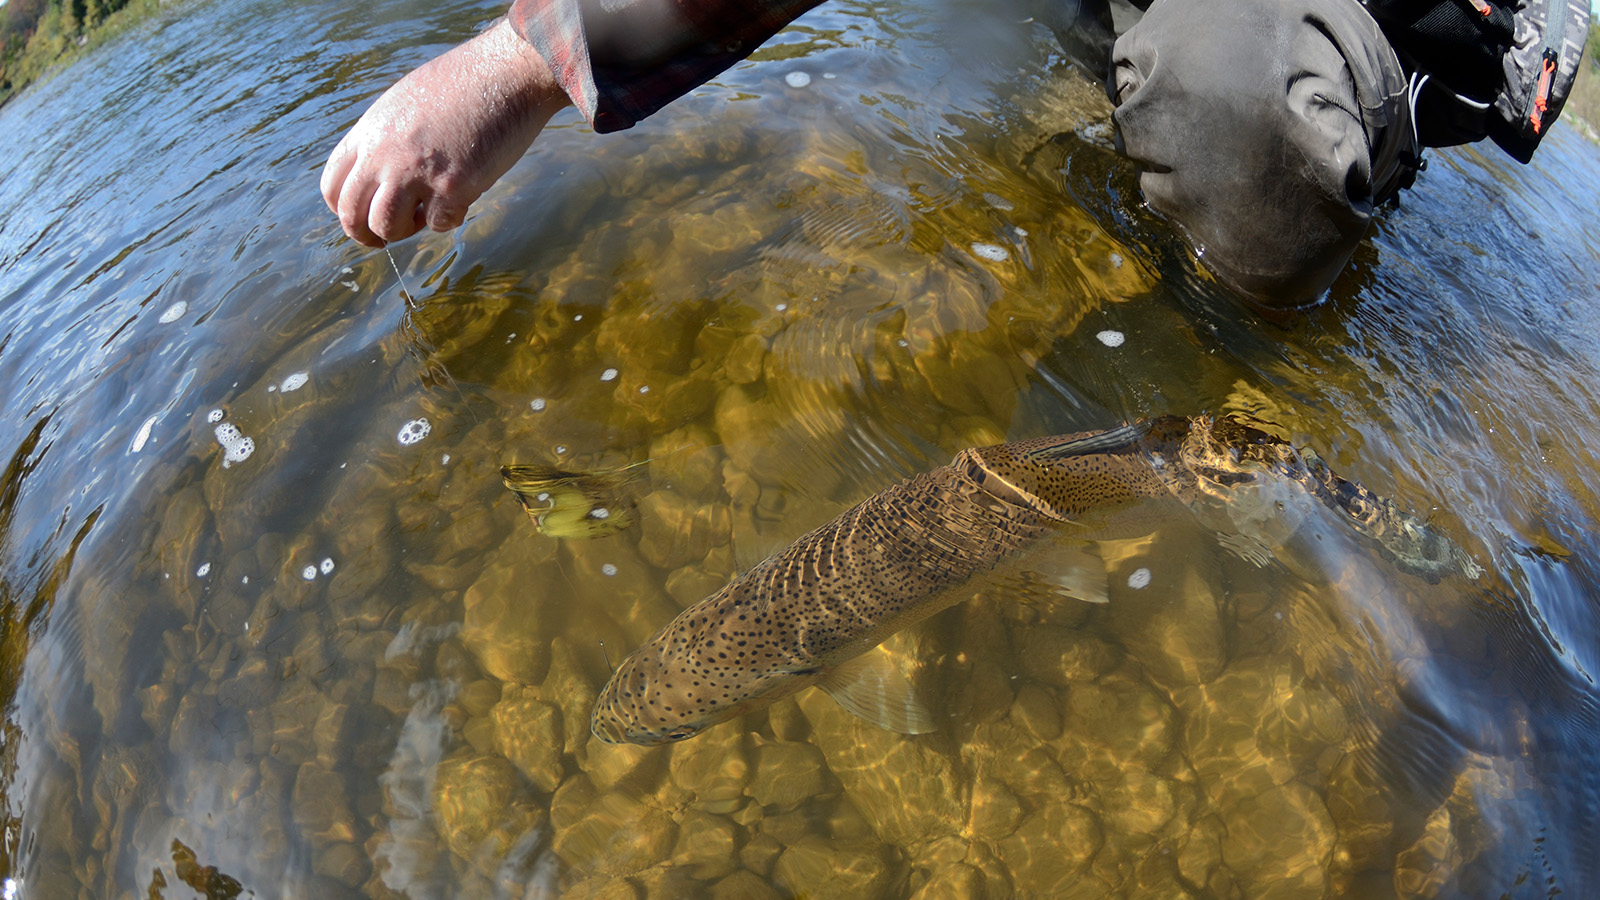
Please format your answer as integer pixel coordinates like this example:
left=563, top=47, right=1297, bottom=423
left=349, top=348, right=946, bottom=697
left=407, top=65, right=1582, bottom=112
left=551, top=791, right=678, bottom=878
left=747, top=739, right=831, bottom=810
left=797, top=690, right=963, bottom=846
left=431, top=753, right=530, bottom=862
left=490, top=688, right=565, bottom=793
left=772, top=835, right=894, bottom=900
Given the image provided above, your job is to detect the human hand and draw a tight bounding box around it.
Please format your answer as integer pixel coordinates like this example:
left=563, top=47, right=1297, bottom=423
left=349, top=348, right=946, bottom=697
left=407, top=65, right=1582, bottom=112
left=321, top=17, right=571, bottom=247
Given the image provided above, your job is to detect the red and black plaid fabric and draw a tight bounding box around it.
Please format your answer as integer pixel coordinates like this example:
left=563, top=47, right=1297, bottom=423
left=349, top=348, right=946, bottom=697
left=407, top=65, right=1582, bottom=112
left=508, top=0, right=823, bottom=132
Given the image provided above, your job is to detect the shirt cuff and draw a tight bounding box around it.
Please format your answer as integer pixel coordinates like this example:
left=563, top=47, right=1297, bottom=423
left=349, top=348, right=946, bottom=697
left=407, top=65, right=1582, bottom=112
left=508, top=0, right=824, bottom=133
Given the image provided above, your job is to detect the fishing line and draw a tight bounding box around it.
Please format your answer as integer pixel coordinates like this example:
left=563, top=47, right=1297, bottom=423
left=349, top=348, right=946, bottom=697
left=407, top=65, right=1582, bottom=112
left=381, top=244, right=481, bottom=425
left=599, top=640, right=615, bottom=675
left=384, top=245, right=418, bottom=309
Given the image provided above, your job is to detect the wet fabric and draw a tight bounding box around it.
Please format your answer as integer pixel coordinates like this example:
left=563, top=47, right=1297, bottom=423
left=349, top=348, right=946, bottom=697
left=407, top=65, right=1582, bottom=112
left=508, top=0, right=823, bottom=132
left=1108, top=0, right=1417, bottom=307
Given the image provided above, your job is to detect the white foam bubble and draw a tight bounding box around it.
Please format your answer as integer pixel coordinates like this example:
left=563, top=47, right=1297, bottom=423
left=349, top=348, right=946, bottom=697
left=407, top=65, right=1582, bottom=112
left=775, top=303, right=788, bottom=312
left=1096, top=330, right=1126, bottom=348
left=1110, top=253, right=1124, bottom=268
left=592, top=508, right=610, bottom=520
left=302, top=565, right=317, bottom=581
left=158, top=301, right=187, bottom=324
left=530, top=398, right=546, bottom=411
left=785, top=71, right=812, bottom=88
left=441, top=454, right=451, bottom=465
left=320, top=558, right=335, bottom=575
left=555, top=445, right=568, bottom=455
left=214, top=422, right=255, bottom=467
left=196, top=562, right=211, bottom=577
left=638, top=385, right=649, bottom=394
left=970, top=242, right=1010, bottom=262
left=601, top=563, right=619, bottom=576
left=397, top=418, right=431, bottom=446
left=132, top=415, right=157, bottom=453
left=1128, top=567, right=1152, bottom=589
left=600, top=368, right=618, bottom=382
left=207, top=408, right=225, bottom=424
left=280, top=372, right=309, bottom=392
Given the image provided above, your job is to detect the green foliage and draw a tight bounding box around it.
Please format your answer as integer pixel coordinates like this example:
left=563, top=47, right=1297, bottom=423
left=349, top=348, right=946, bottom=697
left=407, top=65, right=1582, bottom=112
left=1561, top=22, right=1600, bottom=142
left=0, top=0, right=148, bottom=105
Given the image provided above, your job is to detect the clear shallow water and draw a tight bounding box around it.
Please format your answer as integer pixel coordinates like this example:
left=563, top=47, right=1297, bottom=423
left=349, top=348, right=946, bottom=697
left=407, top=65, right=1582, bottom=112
left=0, top=0, right=1598, bottom=896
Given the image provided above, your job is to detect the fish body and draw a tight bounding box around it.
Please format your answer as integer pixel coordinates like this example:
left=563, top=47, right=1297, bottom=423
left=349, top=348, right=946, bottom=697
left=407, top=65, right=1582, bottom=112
left=591, top=415, right=1477, bottom=745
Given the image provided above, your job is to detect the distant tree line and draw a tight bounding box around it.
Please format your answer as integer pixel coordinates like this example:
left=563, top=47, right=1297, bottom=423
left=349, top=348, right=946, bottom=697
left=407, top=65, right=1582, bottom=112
left=0, top=0, right=147, bottom=104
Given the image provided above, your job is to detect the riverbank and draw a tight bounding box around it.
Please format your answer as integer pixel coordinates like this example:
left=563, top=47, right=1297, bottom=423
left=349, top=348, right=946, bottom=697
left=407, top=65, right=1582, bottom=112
left=1566, top=24, right=1600, bottom=142
left=0, top=0, right=168, bottom=106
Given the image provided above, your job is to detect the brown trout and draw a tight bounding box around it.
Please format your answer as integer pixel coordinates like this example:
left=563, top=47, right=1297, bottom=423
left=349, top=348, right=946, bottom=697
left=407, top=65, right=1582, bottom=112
left=591, top=415, right=1479, bottom=745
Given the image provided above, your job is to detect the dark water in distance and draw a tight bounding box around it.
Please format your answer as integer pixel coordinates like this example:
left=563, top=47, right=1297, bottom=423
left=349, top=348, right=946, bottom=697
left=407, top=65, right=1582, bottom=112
left=1, top=0, right=1599, bottom=896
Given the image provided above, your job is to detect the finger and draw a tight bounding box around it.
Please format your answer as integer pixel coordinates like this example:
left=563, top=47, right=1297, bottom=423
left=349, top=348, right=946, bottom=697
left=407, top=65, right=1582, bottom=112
left=320, top=137, right=357, bottom=216
left=426, top=196, right=469, bottom=233
left=369, top=181, right=424, bottom=244
left=335, top=166, right=384, bottom=248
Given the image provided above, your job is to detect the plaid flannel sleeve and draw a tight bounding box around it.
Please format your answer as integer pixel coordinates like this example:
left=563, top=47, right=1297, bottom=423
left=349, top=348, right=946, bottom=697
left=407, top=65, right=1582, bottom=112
left=507, top=0, right=824, bottom=133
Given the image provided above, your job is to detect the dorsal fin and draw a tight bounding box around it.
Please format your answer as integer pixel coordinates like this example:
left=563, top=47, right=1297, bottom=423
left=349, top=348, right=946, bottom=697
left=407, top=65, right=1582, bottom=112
left=1023, top=420, right=1158, bottom=461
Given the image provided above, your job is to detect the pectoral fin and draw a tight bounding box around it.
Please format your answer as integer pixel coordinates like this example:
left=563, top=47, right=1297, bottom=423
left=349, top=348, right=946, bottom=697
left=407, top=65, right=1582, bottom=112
left=1028, top=543, right=1110, bottom=604
left=818, top=647, right=936, bottom=734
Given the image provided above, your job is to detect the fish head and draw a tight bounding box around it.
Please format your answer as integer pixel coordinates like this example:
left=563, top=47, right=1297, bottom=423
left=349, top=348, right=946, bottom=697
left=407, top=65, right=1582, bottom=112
left=958, top=418, right=1187, bottom=522
left=590, top=610, right=818, bottom=745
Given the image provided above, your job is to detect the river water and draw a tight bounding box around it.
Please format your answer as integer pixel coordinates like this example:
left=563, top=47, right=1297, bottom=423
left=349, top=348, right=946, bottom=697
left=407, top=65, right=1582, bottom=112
left=1, top=0, right=1598, bottom=897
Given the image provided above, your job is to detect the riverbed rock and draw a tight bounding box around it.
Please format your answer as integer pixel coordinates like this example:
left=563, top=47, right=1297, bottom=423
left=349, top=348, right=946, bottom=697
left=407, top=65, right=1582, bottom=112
left=673, top=810, right=740, bottom=880
left=636, top=488, right=730, bottom=571
left=797, top=690, right=963, bottom=846
left=552, top=791, right=679, bottom=878
left=491, top=687, right=565, bottom=793
left=668, top=725, right=749, bottom=814
left=747, top=739, right=831, bottom=811
left=460, top=557, right=553, bottom=686
left=1101, top=532, right=1228, bottom=689
left=996, top=801, right=1103, bottom=897
left=772, top=835, right=895, bottom=900
left=711, top=870, right=783, bottom=900
left=431, top=753, right=532, bottom=862
left=1217, top=778, right=1334, bottom=900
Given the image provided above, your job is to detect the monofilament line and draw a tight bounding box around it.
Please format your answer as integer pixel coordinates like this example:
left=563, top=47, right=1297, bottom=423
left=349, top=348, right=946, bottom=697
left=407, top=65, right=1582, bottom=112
left=382, top=245, right=416, bottom=307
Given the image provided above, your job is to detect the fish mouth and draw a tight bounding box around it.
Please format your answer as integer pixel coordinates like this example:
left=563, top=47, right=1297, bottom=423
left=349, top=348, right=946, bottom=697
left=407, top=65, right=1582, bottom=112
left=590, top=697, right=704, bottom=746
